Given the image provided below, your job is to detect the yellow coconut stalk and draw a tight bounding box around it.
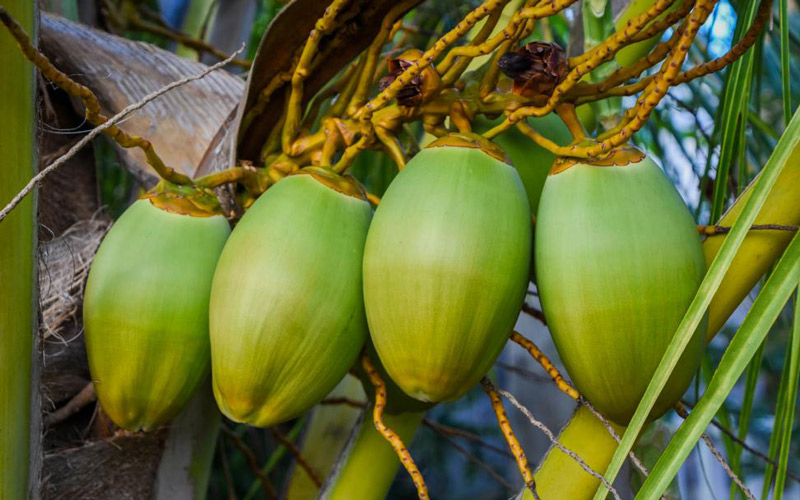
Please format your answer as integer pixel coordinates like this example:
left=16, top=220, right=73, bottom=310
left=0, top=2, right=37, bottom=498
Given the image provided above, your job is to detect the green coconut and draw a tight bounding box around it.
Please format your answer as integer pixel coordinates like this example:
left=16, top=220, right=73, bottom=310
left=83, top=195, right=230, bottom=431
left=209, top=168, right=372, bottom=428
left=535, top=150, right=706, bottom=425
left=363, top=134, right=532, bottom=403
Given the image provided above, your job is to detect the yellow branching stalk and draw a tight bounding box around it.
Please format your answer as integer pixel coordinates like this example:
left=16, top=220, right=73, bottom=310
left=360, top=352, right=429, bottom=499
left=440, top=0, right=511, bottom=86
left=510, top=331, right=580, bottom=400
left=481, top=378, right=538, bottom=496
left=282, top=0, right=351, bottom=153
left=346, top=2, right=417, bottom=115
left=583, top=0, right=771, bottom=104
left=568, top=0, right=678, bottom=67
left=577, top=0, right=715, bottom=156
left=357, top=0, right=512, bottom=121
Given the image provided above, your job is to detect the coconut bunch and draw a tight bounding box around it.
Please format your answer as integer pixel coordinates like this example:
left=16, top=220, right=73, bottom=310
left=83, top=46, right=705, bottom=440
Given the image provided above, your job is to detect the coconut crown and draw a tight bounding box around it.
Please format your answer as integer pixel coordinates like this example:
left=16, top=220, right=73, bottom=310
left=426, top=132, right=510, bottom=165
left=143, top=180, right=224, bottom=217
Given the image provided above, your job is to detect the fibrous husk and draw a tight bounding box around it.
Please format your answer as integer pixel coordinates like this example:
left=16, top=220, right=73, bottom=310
left=39, top=215, right=110, bottom=342
left=41, top=433, right=166, bottom=500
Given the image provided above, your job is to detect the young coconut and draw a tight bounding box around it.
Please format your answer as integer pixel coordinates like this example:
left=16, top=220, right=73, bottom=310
left=83, top=184, right=230, bottom=431
left=363, top=133, right=532, bottom=403
left=535, top=148, right=706, bottom=425
left=209, top=167, right=372, bottom=428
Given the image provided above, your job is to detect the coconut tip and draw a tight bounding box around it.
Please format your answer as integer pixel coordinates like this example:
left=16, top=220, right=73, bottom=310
left=293, top=165, right=368, bottom=201
left=549, top=144, right=646, bottom=175
left=426, top=132, right=510, bottom=165
left=142, top=181, right=224, bottom=217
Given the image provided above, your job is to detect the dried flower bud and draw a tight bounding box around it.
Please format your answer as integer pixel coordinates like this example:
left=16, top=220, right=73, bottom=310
left=378, top=49, right=442, bottom=107
left=497, top=42, right=569, bottom=100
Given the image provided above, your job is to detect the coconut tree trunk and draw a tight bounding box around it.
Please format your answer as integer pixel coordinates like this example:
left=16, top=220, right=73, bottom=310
left=320, top=410, right=424, bottom=500
left=0, top=2, right=40, bottom=499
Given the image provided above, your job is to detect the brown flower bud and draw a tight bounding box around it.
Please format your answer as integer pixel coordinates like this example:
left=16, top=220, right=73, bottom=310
left=378, top=49, right=442, bottom=107
left=497, top=42, right=569, bottom=100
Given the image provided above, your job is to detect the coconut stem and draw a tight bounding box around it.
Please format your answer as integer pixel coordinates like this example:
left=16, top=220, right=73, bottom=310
left=524, top=405, right=625, bottom=500
left=194, top=166, right=257, bottom=189
left=481, top=378, right=540, bottom=498
left=555, top=103, right=587, bottom=140
left=321, top=408, right=424, bottom=500
left=510, top=331, right=579, bottom=400
left=703, top=156, right=800, bottom=338
left=360, top=352, right=429, bottom=499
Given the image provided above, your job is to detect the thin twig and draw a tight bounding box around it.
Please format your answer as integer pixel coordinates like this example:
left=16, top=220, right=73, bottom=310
left=269, top=428, right=323, bottom=488
left=434, top=429, right=514, bottom=491
left=497, top=361, right=554, bottom=384
left=498, top=357, right=651, bottom=479
left=423, top=419, right=514, bottom=458
left=43, top=382, right=96, bottom=427
left=319, top=397, right=368, bottom=408
left=699, top=433, right=757, bottom=500
left=521, top=303, right=547, bottom=325
left=481, top=378, right=540, bottom=500
left=677, top=401, right=800, bottom=483
left=133, top=8, right=250, bottom=67
left=579, top=399, right=651, bottom=478
left=217, top=438, right=238, bottom=500
left=0, top=45, right=244, bottom=224
left=221, top=426, right=277, bottom=499
left=698, top=224, right=799, bottom=236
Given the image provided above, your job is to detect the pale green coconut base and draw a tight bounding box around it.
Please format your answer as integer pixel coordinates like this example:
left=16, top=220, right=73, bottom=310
left=84, top=199, right=230, bottom=431
left=535, top=157, right=706, bottom=425
left=363, top=145, right=531, bottom=403
left=210, top=175, right=372, bottom=428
